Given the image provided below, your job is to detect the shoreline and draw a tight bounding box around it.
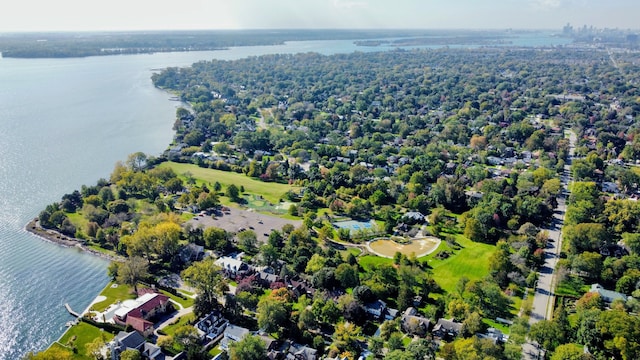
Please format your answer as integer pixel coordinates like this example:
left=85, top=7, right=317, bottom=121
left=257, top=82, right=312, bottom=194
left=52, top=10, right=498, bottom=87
left=24, top=218, right=124, bottom=262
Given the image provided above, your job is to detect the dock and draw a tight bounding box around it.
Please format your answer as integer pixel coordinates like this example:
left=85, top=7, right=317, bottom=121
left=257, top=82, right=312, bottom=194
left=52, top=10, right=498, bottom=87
left=64, top=303, right=81, bottom=318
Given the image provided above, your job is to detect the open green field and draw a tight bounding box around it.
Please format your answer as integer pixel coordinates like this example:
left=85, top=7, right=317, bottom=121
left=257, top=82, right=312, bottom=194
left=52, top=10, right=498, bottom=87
left=159, top=162, right=296, bottom=204
left=59, top=322, right=114, bottom=359
left=359, top=234, right=495, bottom=294
left=423, top=234, right=495, bottom=293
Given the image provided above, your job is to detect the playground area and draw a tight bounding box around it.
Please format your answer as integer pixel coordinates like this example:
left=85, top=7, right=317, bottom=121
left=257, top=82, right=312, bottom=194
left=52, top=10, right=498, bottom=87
left=367, top=236, right=441, bottom=258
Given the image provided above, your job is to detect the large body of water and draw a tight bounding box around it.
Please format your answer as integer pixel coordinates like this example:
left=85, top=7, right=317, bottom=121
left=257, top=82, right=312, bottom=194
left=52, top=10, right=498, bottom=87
left=0, top=33, right=569, bottom=359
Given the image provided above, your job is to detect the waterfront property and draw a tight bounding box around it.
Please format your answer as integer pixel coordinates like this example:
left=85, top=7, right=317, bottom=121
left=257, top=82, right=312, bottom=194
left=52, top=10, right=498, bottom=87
left=112, top=292, right=173, bottom=336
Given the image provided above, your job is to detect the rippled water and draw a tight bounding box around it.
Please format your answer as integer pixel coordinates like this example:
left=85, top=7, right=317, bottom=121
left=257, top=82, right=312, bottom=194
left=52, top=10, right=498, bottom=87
left=0, top=33, right=568, bottom=359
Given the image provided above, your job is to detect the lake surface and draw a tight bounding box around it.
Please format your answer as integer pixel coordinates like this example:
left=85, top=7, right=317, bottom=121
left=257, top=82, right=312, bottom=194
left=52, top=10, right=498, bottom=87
left=0, top=32, right=569, bottom=359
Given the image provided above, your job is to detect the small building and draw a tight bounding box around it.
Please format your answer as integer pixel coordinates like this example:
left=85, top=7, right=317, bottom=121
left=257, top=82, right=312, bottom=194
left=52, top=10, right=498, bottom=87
left=477, top=327, right=507, bottom=344
left=589, top=283, right=628, bottom=304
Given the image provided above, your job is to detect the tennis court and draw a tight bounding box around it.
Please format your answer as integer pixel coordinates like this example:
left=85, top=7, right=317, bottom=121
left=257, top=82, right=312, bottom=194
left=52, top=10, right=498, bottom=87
left=333, top=219, right=377, bottom=233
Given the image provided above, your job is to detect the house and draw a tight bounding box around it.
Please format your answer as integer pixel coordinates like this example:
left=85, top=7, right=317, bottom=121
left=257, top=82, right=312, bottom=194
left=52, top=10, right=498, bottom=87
left=257, top=271, right=281, bottom=288
left=195, top=311, right=229, bottom=341
left=180, top=243, right=205, bottom=263
left=109, top=331, right=185, bottom=360
left=219, top=324, right=250, bottom=350
left=364, top=300, right=398, bottom=321
left=401, top=307, right=431, bottom=336
left=215, top=256, right=250, bottom=278
left=402, top=211, right=426, bottom=225
left=589, top=283, right=628, bottom=304
left=432, top=318, right=463, bottom=339
left=477, top=328, right=507, bottom=344
left=110, top=331, right=146, bottom=359
left=286, top=342, right=318, bottom=360
left=113, top=293, right=172, bottom=336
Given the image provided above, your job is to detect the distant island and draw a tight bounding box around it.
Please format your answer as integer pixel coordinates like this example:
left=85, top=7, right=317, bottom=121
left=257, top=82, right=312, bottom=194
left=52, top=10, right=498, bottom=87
left=0, top=29, right=505, bottom=58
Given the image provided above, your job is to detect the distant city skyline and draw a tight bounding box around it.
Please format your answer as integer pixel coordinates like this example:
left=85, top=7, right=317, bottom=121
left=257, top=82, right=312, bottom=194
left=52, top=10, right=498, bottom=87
left=1, top=0, right=638, bottom=32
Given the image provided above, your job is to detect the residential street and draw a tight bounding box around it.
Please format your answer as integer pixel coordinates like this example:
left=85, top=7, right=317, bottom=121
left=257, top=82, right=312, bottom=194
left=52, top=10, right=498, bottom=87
left=523, top=131, right=576, bottom=359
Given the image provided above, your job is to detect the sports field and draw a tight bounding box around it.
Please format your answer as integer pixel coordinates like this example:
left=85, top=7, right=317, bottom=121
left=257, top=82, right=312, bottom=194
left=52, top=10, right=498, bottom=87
left=333, top=219, right=377, bottom=233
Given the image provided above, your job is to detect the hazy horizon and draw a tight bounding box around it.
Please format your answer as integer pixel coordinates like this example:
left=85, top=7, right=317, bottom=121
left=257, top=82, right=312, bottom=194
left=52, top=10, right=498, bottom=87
left=2, top=0, right=639, bottom=33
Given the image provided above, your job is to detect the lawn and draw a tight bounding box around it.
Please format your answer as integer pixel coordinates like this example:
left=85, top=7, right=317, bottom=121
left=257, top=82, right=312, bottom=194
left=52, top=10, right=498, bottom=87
left=90, top=282, right=136, bottom=312
left=358, top=255, right=393, bottom=272
left=59, top=321, right=114, bottom=359
left=161, top=312, right=196, bottom=337
left=159, top=162, right=296, bottom=204
left=158, top=289, right=195, bottom=309
left=359, top=234, right=495, bottom=295
left=421, top=234, right=495, bottom=293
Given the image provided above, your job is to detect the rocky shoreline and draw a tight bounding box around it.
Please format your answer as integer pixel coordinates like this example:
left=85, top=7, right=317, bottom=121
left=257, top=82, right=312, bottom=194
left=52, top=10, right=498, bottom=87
left=25, top=218, right=123, bottom=262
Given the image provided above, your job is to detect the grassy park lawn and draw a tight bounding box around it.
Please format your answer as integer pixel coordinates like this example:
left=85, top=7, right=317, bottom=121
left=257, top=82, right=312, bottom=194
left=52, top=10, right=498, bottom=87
left=90, top=282, right=136, bottom=313
left=159, top=162, right=295, bottom=204
left=59, top=322, right=114, bottom=359
left=423, top=234, right=494, bottom=293
left=359, top=234, right=494, bottom=294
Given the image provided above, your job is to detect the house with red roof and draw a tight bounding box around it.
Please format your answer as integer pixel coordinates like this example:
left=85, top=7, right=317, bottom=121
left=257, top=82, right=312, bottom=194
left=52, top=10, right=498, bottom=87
left=113, top=292, right=172, bottom=336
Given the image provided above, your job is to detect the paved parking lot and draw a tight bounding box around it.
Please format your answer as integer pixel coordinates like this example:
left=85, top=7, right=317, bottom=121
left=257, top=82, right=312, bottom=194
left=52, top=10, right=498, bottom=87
left=187, top=207, right=302, bottom=241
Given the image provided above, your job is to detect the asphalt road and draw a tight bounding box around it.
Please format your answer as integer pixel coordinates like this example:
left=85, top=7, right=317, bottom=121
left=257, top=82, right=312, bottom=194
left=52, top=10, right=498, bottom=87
left=523, top=131, right=576, bottom=359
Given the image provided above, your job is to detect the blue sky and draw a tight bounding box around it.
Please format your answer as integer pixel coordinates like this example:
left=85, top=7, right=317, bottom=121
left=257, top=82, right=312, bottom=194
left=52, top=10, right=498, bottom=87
left=1, top=0, right=638, bottom=32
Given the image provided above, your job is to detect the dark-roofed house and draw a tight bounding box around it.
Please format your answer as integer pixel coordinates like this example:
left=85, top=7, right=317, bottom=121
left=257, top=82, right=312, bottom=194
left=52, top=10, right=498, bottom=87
left=401, top=307, right=431, bottom=336
left=364, top=300, right=399, bottom=321
left=110, top=331, right=146, bottom=357
left=286, top=341, right=318, bottom=360
left=432, top=318, right=463, bottom=340
left=195, top=311, right=229, bottom=341
left=589, top=283, right=628, bottom=304
left=109, top=331, right=185, bottom=360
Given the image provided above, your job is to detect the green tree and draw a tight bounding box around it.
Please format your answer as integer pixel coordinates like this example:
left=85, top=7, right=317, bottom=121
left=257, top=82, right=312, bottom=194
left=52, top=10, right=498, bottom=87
left=120, top=349, right=141, bottom=360
left=551, top=344, right=584, bottom=360
left=203, top=226, right=229, bottom=251
left=335, top=263, right=359, bottom=288
left=237, top=230, right=258, bottom=255
left=257, top=295, right=290, bottom=335
left=181, top=258, right=228, bottom=317
left=229, top=334, right=266, bottom=360
left=116, top=256, right=149, bottom=293
left=226, top=184, right=240, bottom=202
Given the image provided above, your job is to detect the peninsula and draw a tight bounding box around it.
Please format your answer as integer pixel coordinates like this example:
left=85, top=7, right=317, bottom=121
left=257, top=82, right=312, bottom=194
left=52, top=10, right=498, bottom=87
left=26, top=31, right=640, bottom=360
